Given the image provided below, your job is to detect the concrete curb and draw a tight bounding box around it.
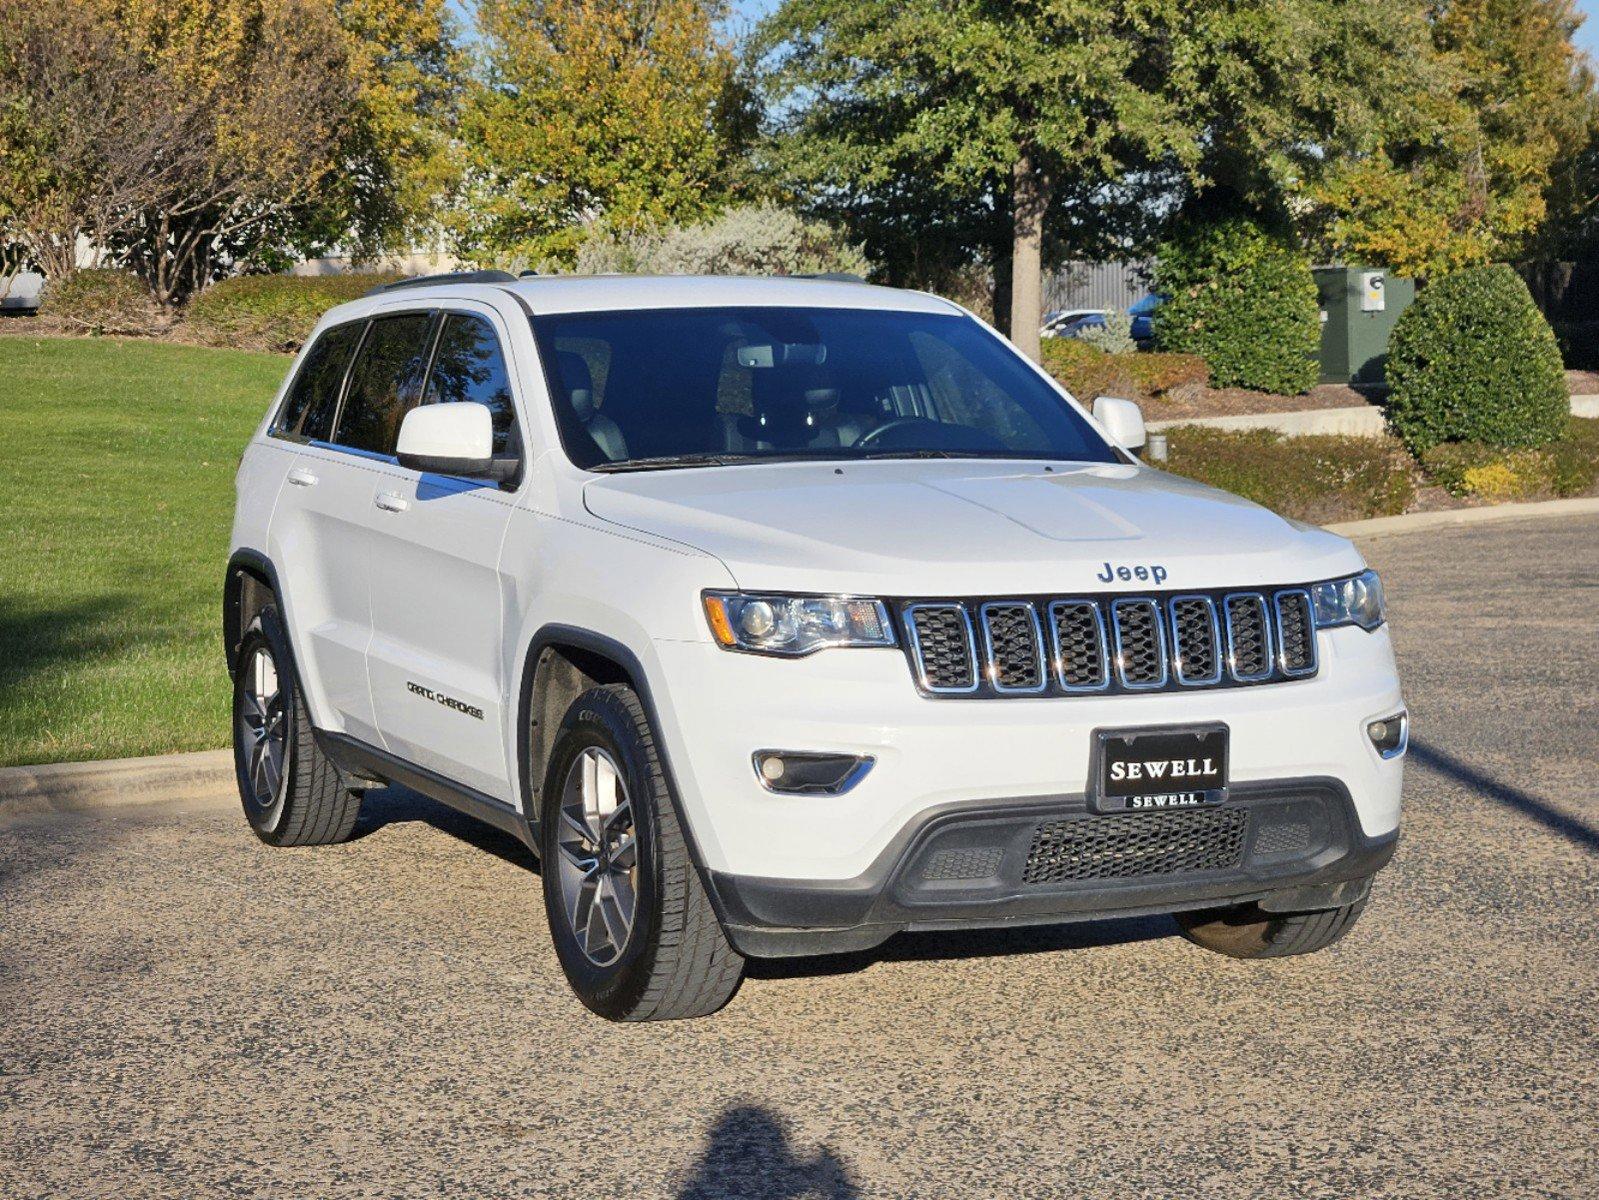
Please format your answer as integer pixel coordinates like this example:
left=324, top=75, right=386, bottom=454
left=1327, top=495, right=1599, bottom=539
left=1150, top=395, right=1598, bottom=438
left=1148, top=406, right=1385, bottom=438
left=0, top=749, right=235, bottom=816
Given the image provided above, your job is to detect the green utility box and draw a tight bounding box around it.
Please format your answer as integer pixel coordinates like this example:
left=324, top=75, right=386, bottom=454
left=1313, top=266, right=1416, bottom=387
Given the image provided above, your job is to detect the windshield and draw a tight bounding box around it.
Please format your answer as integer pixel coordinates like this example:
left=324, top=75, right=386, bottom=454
left=531, top=306, right=1119, bottom=471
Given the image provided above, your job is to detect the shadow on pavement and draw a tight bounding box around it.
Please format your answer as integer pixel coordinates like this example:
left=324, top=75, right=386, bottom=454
left=352, top=786, right=539, bottom=872
left=676, top=1105, right=859, bottom=1200
left=747, top=913, right=1173, bottom=980
left=1409, top=738, right=1599, bottom=855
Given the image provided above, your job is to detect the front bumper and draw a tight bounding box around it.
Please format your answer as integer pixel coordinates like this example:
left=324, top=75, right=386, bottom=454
left=649, top=623, right=1405, bottom=881
left=708, top=778, right=1396, bottom=957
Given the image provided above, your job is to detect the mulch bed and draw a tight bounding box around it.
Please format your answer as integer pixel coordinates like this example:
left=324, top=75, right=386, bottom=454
left=1143, top=382, right=1379, bottom=421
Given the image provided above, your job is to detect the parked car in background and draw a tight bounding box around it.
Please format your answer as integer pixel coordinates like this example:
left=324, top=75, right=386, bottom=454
left=1129, top=293, right=1164, bottom=347
left=1041, top=308, right=1107, bottom=339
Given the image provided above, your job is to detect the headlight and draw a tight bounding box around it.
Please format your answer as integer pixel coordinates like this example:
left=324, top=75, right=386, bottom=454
left=702, top=591, right=896, bottom=656
left=1310, top=569, right=1386, bottom=631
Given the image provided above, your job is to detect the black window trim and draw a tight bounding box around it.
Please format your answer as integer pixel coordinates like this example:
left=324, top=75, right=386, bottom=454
left=327, top=308, right=442, bottom=453
left=269, top=301, right=528, bottom=491
left=269, top=317, right=369, bottom=444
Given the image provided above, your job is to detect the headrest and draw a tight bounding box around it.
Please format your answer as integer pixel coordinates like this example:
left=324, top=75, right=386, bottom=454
left=556, top=351, right=595, bottom=420
left=751, top=366, right=839, bottom=418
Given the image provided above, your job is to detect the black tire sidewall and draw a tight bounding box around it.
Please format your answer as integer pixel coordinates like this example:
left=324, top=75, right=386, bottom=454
left=232, top=608, right=297, bottom=843
left=540, top=688, right=665, bottom=1018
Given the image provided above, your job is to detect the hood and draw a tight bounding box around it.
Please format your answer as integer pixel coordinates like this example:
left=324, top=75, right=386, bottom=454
left=582, top=460, right=1364, bottom=596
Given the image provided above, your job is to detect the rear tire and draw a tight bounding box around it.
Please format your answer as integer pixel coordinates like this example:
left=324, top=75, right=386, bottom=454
left=540, top=683, right=743, bottom=1021
left=1175, top=891, right=1370, bottom=959
left=232, top=605, right=362, bottom=847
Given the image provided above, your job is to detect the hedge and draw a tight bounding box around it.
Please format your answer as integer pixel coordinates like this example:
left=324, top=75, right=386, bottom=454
left=1152, top=218, right=1320, bottom=395
left=1040, top=338, right=1208, bottom=405
left=37, top=268, right=166, bottom=337
left=1161, top=426, right=1416, bottom=524
left=1420, top=418, right=1599, bottom=500
left=1385, top=264, right=1568, bottom=453
left=185, top=273, right=404, bottom=352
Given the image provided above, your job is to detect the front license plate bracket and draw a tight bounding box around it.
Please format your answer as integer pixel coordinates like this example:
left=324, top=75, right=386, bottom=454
left=1090, top=723, right=1229, bottom=813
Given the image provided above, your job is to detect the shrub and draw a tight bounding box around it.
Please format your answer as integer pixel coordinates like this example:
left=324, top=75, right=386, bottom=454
left=566, top=204, right=870, bottom=278
left=1421, top=418, right=1599, bottom=500
left=1162, top=427, right=1416, bottom=524
left=185, top=273, right=404, bottom=353
left=1077, top=310, right=1136, bottom=355
left=37, top=268, right=166, bottom=336
left=1385, top=264, right=1568, bottom=453
left=1040, top=339, right=1208, bottom=405
left=1153, top=218, right=1320, bottom=395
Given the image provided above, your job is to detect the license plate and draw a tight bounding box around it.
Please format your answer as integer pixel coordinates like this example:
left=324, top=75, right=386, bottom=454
left=1092, top=724, right=1229, bottom=813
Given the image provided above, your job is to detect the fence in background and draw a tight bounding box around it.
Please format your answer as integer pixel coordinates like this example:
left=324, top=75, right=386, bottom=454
left=1043, top=260, right=1153, bottom=313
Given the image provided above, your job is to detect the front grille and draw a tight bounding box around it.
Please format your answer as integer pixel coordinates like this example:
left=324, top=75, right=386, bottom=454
left=1224, top=594, right=1272, bottom=680
left=906, top=605, right=976, bottom=692
left=980, top=603, right=1045, bottom=691
left=1022, top=808, right=1250, bottom=884
left=898, top=587, right=1321, bottom=698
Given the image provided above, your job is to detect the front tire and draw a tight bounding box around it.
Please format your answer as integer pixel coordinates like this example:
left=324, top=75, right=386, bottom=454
left=232, top=606, right=362, bottom=847
left=1175, top=891, right=1370, bottom=959
left=540, top=684, right=743, bottom=1021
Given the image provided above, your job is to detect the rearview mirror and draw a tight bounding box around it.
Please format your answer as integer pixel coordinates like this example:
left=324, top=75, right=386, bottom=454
left=397, top=403, right=495, bottom=476
left=1093, top=395, right=1146, bottom=455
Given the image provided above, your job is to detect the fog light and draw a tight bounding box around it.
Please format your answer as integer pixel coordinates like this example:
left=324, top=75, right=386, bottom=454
left=1366, top=712, right=1408, bottom=759
left=752, top=751, right=874, bottom=795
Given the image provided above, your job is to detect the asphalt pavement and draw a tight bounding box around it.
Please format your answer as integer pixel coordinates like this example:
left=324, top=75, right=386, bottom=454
left=2, top=515, right=1596, bottom=1199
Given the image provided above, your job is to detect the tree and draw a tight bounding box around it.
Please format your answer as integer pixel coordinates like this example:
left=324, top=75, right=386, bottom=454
left=102, top=0, right=361, bottom=304
left=0, top=2, right=209, bottom=282
left=756, top=1, right=1196, bottom=360
left=332, top=0, right=464, bottom=255
left=455, top=0, right=748, bottom=265
left=1315, top=0, right=1593, bottom=273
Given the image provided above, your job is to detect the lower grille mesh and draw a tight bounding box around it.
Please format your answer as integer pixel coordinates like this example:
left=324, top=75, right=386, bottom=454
left=1022, top=809, right=1250, bottom=884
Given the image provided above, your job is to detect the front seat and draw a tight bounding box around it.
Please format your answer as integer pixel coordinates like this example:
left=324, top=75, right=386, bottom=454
left=556, top=351, right=628, bottom=462
left=723, top=365, right=853, bottom=452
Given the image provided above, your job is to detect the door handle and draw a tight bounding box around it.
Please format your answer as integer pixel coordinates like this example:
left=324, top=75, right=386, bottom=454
left=287, top=468, right=318, bottom=487
left=374, top=491, right=410, bottom=513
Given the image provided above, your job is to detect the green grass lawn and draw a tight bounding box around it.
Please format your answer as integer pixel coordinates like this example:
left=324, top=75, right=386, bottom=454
left=0, top=335, right=288, bottom=766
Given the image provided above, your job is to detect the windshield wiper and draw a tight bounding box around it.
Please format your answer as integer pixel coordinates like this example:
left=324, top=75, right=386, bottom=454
left=590, top=453, right=754, bottom=473
left=853, top=449, right=957, bottom=460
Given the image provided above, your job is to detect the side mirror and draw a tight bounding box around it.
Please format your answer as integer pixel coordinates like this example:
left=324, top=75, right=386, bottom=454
left=396, top=403, right=495, bottom=477
left=1093, top=395, right=1146, bottom=455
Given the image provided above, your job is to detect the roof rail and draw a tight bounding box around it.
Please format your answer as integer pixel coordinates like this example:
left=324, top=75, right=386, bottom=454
left=364, top=269, right=518, bottom=297
left=791, top=272, right=867, bottom=284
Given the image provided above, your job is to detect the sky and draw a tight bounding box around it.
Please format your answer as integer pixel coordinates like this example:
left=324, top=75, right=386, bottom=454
left=450, top=1, right=1598, bottom=60
left=1576, top=0, right=1599, bottom=62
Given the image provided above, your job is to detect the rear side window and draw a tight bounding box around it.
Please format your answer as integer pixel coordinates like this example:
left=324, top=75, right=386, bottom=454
left=275, top=322, right=362, bottom=438
left=425, top=313, right=518, bottom=455
left=334, top=312, right=437, bottom=454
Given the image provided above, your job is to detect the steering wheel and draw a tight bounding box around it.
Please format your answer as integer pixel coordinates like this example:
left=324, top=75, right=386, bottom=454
left=853, top=418, right=941, bottom=449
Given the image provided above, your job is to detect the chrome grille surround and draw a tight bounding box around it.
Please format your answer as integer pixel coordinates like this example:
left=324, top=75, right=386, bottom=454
left=1273, top=589, right=1318, bottom=678
left=1109, top=598, right=1168, bottom=690
left=1047, top=600, right=1111, bottom=692
left=1167, top=595, right=1223, bottom=687
left=1222, top=592, right=1274, bottom=683
left=978, top=602, right=1048, bottom=694
left=903, top=603, right=980, bottom=694
left=896, top=586, right=1323, bottom=699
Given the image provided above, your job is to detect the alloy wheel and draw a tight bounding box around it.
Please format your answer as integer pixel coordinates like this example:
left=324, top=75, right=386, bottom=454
left=237, top=646, right=286, bottom=811
left=555, top=747, right=638, bottom=966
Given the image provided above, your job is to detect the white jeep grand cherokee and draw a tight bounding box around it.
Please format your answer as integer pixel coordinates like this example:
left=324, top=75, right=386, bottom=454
left=225, top=272, right=1406, bottom=1021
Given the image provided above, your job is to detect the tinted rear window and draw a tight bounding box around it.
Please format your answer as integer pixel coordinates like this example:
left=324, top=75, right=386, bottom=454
left=334, top=312, right=437, bottom=454
left=275, top=322, right=362, bottom=438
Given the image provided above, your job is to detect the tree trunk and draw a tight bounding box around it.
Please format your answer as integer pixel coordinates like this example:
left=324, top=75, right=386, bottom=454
left=1008, top=150, right=1050, bottom=362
